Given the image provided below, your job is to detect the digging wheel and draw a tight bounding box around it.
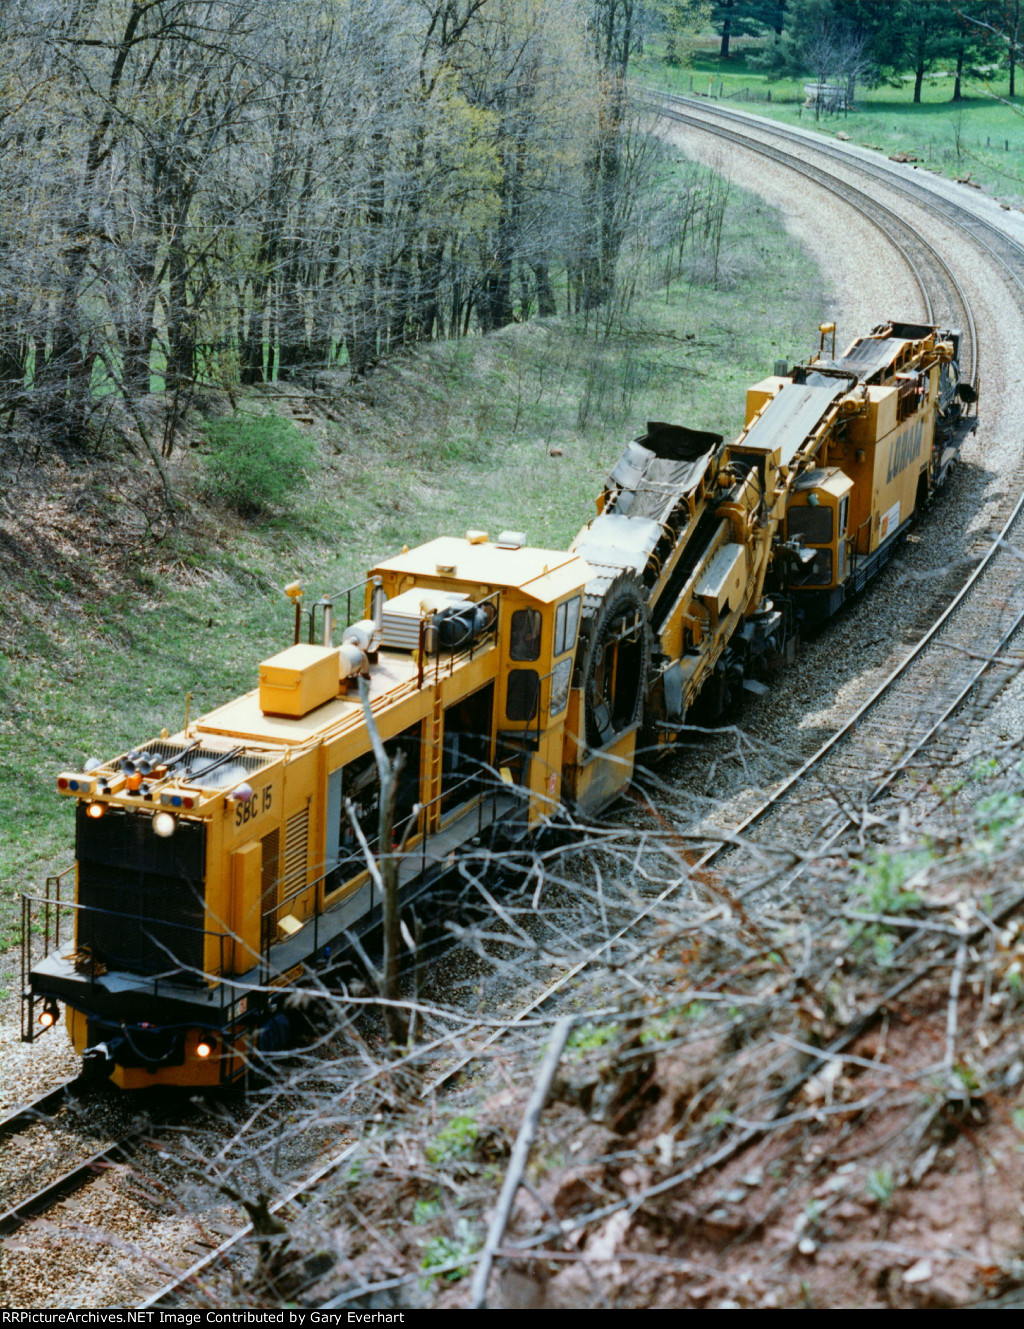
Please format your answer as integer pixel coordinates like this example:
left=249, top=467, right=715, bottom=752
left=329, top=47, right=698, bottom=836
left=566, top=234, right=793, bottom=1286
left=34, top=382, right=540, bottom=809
left=573, top=571, right=653, bottom=749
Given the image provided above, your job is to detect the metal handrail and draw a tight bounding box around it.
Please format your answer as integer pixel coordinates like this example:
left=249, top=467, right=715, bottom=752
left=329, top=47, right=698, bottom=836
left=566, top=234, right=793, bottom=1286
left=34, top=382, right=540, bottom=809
left=299, top=576, right=378, bottom=645
left=417, top=590, right=501, bottom=687
left=20, top=892, right=233, bottom=990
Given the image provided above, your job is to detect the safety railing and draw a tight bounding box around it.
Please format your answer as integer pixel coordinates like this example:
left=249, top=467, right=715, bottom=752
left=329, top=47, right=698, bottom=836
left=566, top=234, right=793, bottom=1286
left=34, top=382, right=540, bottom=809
left=20, top=890, right=238, bottom=1040
left=416, top=590, right=501, bottom=688
left=295, top=576, right=382, bottom=646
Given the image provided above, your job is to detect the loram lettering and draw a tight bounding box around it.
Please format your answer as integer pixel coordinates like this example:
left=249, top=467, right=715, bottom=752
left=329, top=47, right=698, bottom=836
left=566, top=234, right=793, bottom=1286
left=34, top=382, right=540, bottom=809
left=885, top=417, right=925, bottom=484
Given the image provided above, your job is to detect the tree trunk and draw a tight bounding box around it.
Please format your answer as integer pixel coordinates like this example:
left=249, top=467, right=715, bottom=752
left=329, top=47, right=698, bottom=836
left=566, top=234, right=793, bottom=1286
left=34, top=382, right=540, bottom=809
left=952, top=42, right=963, bottom=101
left=480, top=153, right=520, bottom=332
left=533, top=262, right=556, bottom=317
left=166, top=236, right=195, bottom=393
left=123, top=305, right=157, bottom=398
left=349, top=127, right=389, bottom=376
left=241, top=282, right=270, bottom=385
left=913, top=29, right=926, bottom=103
left=41, top=236, right=93, bottom=446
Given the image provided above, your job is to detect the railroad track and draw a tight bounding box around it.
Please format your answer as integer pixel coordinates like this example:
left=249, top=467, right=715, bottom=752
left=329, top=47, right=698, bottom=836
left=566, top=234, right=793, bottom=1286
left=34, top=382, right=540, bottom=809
left=650, top=95, right=1024, bottom=865
left=0, top=1077, right=84, bottom=1144
left=0, top=1079, right=148, bottom=1239
left=35, top=101, right=1024, bottom=1312
left=0, top=1078, right=203, bottom=1244
left=647, top=92, right=980, bottom=380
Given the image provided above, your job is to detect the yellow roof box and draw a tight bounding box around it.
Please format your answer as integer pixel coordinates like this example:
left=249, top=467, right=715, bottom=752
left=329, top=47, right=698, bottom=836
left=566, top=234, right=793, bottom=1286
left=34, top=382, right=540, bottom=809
left=259, top=644, right=340, bottom=718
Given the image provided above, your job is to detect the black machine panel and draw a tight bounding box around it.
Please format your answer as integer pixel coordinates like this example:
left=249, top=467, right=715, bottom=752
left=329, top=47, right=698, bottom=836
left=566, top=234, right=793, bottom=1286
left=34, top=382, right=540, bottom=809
left=75, top=806, right=206, bottom=979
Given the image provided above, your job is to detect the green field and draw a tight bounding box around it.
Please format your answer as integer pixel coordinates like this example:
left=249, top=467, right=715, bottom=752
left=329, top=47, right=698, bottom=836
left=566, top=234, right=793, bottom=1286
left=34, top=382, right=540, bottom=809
left=638, top=37, right=1024, bottom=207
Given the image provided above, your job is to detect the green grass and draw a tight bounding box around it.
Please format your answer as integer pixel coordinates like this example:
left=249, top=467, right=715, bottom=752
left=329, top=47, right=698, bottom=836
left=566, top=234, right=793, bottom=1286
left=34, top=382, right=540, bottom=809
left=637, top=36, right=1024, bottom=206
left=0, top=161, right=827, bottom=959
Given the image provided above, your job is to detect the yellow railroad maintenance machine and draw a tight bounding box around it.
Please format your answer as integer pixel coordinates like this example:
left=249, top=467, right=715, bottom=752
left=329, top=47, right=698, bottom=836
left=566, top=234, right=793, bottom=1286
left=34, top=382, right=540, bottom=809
left=21, top=320, right=977, bottom=1087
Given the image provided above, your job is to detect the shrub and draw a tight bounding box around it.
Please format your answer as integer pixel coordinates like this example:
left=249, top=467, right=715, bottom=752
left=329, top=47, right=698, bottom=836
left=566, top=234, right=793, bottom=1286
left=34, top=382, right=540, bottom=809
left=201, top=412, right=318, bottom=516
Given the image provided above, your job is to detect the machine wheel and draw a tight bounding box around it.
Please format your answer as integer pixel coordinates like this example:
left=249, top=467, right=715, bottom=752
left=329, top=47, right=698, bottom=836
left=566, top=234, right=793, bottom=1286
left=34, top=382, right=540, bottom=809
left=574, top=573, right=653, bottom=748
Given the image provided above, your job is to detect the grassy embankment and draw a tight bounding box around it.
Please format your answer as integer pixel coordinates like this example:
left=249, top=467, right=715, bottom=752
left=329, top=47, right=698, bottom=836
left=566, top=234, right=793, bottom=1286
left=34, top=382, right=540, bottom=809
left=0, top=168, right=828, bottom=971
left=639, top=35, right=1024, bottom=207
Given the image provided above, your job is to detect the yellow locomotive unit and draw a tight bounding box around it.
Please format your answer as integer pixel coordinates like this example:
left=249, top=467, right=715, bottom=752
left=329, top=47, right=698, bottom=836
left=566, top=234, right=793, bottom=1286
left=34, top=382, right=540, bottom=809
left=21, top=320, right=976, bottom=1087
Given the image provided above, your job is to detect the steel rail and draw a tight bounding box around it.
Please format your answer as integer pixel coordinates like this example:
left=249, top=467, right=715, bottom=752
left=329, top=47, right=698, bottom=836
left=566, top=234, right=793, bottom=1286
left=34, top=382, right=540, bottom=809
left=0, top=1077, right=85, bottom=1144
left=647, top=94, right=979, bottom=382
left=417, top=110, right=1018, bottom=1094
left=129, top=105, right=1021, bottom=1311
left=0, top=1136, right=136, bottom=1236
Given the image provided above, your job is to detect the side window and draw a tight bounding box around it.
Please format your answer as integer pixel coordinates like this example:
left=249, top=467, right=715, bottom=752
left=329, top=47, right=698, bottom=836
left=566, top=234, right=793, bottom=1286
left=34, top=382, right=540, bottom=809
left=510, top=608, right=542, bottom=661
left=554, top=596, right=581, bottom=656
left=838, top=495, right=849, bottom=539
left=549, top=657, right=572, bottom=716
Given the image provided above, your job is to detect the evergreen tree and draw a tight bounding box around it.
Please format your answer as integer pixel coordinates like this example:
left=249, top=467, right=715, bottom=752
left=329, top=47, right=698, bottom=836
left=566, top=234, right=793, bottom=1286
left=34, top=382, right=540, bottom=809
left=708, top=0, right=777, bottom=58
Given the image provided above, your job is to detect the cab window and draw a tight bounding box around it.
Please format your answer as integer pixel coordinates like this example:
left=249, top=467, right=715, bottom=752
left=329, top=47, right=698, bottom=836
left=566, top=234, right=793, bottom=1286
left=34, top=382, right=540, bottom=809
left=554, top=596, right=581, bottom=656
left=510, top=608, right=542, bottom=661
left=788, top=505, right=832, bottom=545
left=506, top=669, right=539, bottom=720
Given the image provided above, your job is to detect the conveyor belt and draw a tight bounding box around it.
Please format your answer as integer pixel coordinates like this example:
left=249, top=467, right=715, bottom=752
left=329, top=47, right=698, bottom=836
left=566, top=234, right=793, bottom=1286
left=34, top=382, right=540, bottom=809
left=741, top=381, right=844, bottom=466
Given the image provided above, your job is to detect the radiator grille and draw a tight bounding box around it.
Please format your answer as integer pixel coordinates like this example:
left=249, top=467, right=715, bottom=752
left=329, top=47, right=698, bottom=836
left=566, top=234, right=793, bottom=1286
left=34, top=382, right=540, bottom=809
left=75, top=805, right=206, bottom=979
left=282, top=808, right=309, bottom=900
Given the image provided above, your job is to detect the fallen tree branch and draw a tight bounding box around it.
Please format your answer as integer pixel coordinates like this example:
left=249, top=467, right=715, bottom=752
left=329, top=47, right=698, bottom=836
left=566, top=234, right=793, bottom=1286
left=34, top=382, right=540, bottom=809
left=470, top=1014, right=574, bottom=1308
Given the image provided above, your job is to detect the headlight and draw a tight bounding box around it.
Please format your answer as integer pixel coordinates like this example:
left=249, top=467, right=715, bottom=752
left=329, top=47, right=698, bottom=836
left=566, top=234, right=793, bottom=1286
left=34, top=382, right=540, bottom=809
left=152, top=811, right=177, bottom=838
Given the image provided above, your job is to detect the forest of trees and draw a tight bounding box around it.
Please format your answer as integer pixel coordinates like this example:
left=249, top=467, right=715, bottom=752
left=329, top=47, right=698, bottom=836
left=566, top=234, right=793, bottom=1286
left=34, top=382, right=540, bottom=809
left=710, top=1, right=1022, bottom=105
left=2, top=0, right=1020, bottom=460
left=0, top=0, right=711, bottom=453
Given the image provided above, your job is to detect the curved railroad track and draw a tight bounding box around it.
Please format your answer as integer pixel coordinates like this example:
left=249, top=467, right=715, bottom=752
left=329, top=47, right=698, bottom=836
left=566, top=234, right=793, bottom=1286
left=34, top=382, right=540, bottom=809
left=12, top=96, right=1024, bottom=1313
left=646, top=92, right=980, bottom=382
left=416, top=94, right=1024, bottom=1078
